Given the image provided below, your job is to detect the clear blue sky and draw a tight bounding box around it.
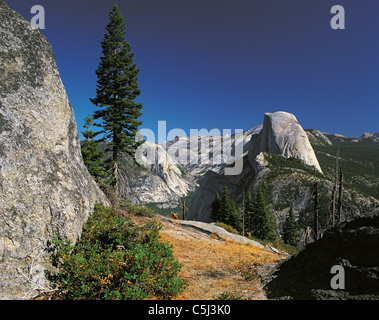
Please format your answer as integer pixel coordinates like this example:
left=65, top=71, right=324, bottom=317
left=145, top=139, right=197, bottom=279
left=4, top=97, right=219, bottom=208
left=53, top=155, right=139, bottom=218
left=6, top=0, right=379, bottom=140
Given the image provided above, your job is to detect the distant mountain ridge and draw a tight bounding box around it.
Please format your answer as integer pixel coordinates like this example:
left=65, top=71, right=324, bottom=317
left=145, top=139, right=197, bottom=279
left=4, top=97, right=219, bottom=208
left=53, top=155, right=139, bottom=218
left=360, top=132, right=379, bottom=139
left=120, top=112, right=379, bottom=226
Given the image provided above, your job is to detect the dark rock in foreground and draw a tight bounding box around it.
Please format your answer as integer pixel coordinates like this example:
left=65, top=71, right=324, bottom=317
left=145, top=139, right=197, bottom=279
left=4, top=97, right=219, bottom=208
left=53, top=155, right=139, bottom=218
left=263, top=215, right=379, bottom=300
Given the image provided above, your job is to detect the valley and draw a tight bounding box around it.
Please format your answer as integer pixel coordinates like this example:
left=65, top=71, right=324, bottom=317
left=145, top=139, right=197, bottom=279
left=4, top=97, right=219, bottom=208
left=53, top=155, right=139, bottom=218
left=122, top=112, right=379, bottom=239
left=1, top=0, right=378, bottom=301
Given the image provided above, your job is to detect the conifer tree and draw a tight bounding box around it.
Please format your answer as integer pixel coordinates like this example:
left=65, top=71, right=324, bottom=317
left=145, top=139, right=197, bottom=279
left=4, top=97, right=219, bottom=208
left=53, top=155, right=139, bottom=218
left=210, top=187, right=241, bottom=231
left=250, top=188, right=266, bottom=239
left=81, top=115, right=106, bottom=182
left=282, top=205, right=299, bottom=246
left=219, top=186, right=232, bottom=225
left=210, top=193, right=221, bottom=222
left=90, top=3, right=143, bottom=185
left=229, top=204, right=242, bottom=232
left=250, top=188, right=277, bottom=241
left=265, top=209, right=278, bottom=242
left=219, top=186, right=238, bottom=226
left=244, top=192, right=254, bottom=233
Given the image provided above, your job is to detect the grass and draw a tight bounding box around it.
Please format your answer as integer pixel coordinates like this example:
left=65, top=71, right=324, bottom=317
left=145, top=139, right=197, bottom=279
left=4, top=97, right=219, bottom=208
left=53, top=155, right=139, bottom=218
left=44, top=185, right=286, bottom=300
left=158, top=218, right=282, bottom=300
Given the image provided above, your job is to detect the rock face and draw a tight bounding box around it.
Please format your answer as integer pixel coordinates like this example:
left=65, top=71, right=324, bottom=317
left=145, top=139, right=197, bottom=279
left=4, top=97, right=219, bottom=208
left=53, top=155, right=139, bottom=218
left=263, top=215, right=379, bottom=300
left=248, top=112, right=322, bottom=174
left=160, top=216, right=264, bottom=248
left=0, top=1, right=109, bottom=299
left=188, top=156, right=255, bottom=222
left=188, top=111, right=323, bottom=222
left=123, top=125, right=260, bottom=211
left=360, top=132, right=379, bottom=139
left=159, top=125, right=261, bottom=180
left=127, top=142, right=197, bottom=207
left=305, top=129, right=333, bottom=146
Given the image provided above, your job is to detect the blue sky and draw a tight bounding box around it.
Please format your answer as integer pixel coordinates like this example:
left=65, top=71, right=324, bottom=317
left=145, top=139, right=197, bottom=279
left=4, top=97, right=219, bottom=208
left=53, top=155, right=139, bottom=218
left=6, top=0, right=379, bottom=140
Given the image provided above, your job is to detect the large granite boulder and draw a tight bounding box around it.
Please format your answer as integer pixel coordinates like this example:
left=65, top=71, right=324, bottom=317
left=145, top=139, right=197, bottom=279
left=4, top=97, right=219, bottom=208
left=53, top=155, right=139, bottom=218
left=0, top=0, right=109, bottom=299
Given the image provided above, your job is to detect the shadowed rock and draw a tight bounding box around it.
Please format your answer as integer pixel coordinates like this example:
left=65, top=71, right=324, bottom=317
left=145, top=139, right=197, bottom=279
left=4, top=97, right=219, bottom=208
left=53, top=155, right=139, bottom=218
left=263, top=215, right=379, bottom=300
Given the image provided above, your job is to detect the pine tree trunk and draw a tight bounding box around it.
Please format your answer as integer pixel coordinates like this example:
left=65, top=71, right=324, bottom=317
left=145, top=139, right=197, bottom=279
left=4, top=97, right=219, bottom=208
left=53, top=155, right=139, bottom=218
left=241, top=192, right=245, bottom=237
left=113, top=161, right=120, bottom=210
left=331, top=146, right=339, bottom=227
left=314, top=182, right=319, bottom=240
left=337, top=169, right=344, bottom=223
left=112, top=131, right=119, bottom=164
left=331, top=186, right=336, bottom=227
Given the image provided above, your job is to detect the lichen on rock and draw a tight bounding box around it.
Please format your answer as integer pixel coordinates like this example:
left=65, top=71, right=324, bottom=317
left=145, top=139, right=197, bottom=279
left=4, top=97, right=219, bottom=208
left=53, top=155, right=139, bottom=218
left=0, top=0, right=109, bottom=299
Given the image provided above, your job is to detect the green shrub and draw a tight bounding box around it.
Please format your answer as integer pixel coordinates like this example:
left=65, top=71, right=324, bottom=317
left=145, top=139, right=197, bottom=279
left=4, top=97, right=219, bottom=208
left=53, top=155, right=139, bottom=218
left=122, top=200, right=156, bottom=217
left=275, top=241, right=300, bottom=255
left=48, top=203, right=187, bottom=300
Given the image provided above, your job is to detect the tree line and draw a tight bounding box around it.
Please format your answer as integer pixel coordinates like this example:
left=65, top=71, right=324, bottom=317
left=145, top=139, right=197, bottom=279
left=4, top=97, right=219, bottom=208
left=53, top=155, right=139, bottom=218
left=210, top=186, right=299, bottom=246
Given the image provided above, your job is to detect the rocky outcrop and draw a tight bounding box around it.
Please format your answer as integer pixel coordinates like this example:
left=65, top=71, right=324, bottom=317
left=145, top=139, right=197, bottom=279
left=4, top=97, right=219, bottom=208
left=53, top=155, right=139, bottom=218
left=360, top=132, right=379, bottom=139
left=0, top=0, right=109, bottom=299
left=305, top=129, right=333, bottom=147
left=263, top=215, right=379, bottom=300
left=159, top=125, right=261, bottom=180
left=127, top=142, right=197, bottom=207
left=123, top=126, right=259, bottom=210
left=188, top=156, right=255, bottom=222
left=160, top=215, right=264, bottom=248
left=248, top=112, right=322, bottom=174
left=188, top=111, right=323, bottom=222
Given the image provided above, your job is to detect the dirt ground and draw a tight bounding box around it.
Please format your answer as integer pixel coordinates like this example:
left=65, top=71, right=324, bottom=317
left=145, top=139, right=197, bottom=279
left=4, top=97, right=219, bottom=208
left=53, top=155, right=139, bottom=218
left=156, top=217, right=285, bottom=300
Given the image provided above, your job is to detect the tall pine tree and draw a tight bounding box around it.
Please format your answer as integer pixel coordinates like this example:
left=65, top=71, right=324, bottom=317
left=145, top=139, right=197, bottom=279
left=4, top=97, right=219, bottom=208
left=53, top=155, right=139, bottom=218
left=282, top=205, right=299, bottom=246
left=265, top=209, right=278, bottom=242
left=81, top=115, right=106, bottom=182
left=90, top=3, right=143, bottom=184
left=250, top=188, right=277, bottom=241
left=210, top=193, right=221, bottom=222
left=210, top=187, right=243, bottom=231
left=250, top=188, right=266, bottom=239
left=244, top=192, right=254, bottom=234
left=219, top=186, right=234, bottom=225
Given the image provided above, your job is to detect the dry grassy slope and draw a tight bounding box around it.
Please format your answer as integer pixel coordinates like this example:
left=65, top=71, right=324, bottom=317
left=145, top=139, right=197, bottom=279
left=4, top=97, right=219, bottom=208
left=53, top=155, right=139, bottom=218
left=155, top=216, right=286, bottom=300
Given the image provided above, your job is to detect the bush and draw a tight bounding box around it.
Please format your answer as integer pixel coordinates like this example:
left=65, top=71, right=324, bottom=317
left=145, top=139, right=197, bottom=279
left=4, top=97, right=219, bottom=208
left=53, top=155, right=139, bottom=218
left=48, top=203, right=187, bottom=300
left=214, top=222, right=238, bottom=234
left=122, top=200, right=156, bottom=217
